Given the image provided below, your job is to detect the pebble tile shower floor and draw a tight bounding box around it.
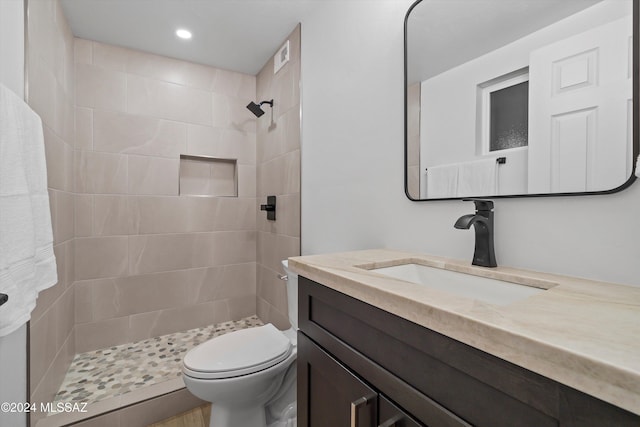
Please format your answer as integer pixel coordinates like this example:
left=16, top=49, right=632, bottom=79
left=52, top=316, right=264, bottom=407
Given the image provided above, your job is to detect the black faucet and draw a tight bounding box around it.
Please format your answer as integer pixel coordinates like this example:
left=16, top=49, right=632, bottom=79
left=454, top=199, right=497, bottom=268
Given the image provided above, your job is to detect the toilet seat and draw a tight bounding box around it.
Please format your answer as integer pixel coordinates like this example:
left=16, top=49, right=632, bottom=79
left=183, top=324, right=293, bottom=380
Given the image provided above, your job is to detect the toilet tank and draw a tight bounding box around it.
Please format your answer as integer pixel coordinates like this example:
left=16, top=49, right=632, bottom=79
left=281, top=260, right=298, bottom=330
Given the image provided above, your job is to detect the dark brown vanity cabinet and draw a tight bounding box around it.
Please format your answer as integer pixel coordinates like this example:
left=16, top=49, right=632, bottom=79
left=297, top=276, right=640, bottom=427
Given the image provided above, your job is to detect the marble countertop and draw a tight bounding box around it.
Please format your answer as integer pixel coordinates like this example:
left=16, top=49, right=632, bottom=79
left=288, top=249, right=640, bottom=416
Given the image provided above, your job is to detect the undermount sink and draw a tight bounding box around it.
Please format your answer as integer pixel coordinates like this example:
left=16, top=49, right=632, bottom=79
left=369, top=263, right=547, bottom=305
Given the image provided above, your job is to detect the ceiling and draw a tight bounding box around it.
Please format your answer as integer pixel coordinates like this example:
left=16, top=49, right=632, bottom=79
left=60, top=0, right=317, bottom=76
left=61, top=0, right=610, bottom=79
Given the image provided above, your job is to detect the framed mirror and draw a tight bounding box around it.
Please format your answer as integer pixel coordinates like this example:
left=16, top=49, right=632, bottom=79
left=405, top=0, right=638, bottom=200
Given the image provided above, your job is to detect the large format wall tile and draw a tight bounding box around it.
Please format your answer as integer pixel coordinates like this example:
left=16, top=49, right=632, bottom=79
left=128, top=155, right=180, bottom=195
left=75, top=151, right=128, bottom=194
left=30, top=303, right=59, bottom=390
left=127, top=75, right=212, bottom=125
left=69, top=36, right=264, bottom=357
left=128, top=231, right=256, bottom=275
left=187, top=263, right=256, bottom=304
left=74, top=38, right=92, bottom=65
left=43, top=125, right=74, bottom=192
left=128, top=196, right=190, bottom=234
left=75, top=107, right=93, bottom=150
left=128, top=300, right=233, bottom=343
left=93, top=195, right=131, bottom=235
left=93, top=40, right=216, bottom=91
left=238, top=165, right=257, bottom=198
left=74, top=316, right=131, bottom=353
left=93, top=110, right=186, bottom=158
left=73, top=254, right=257, bottom=327
left=82, top=272, right=190, bottom=322
left=75, top=236, right=129, bottom=280
left=74, top=194, right=93, bottom=237
left=28, top=53, right=57, bottom=134
left=27, top=0, right=77, bottom=412
left=186, top=124, right=256, bottom=164
left=30, top=331, right=75, bottom=424
left=73, top=264, right=252, bottom=325
left=211, top=68, right=256, bottom=99
left=211, top=93, right=256, bottom=132
left=74, top=263, right=256, bottom=338
left=257, top=150, right=300, bottom=197
left=257, top=106, right=300, bottom=163
left=255, top=25, right=301, bottom=327
left=257, top=263, right=288, bottom=314
left=128, top=196, right=256, bottom=234
left=51, top=189, right=75, bottom=244
left=75, top=63, right=126, bottom=111
left=75, top=299, right=247, bottom=351
left=257, top=296, right=290, bottom=331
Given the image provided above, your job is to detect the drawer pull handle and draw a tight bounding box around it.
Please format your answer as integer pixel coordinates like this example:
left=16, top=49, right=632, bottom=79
left=350, top=396, right=371, bottom=427
left=378, top=415, right=402, bottom=427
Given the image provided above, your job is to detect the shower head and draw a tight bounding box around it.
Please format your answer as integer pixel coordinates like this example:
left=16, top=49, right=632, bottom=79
left=246, top=99, right=274, bottom=118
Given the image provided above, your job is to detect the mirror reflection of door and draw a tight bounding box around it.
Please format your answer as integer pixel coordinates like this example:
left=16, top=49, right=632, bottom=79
left=528, top=16, right=633, bottom=193
left=405, top=0, right=636, bottom=200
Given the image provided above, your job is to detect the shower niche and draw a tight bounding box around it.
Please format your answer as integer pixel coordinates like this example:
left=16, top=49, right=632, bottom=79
left=179, top=154, right=238, bottom=197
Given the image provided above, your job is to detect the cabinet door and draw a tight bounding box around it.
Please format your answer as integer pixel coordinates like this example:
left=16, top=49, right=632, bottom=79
left=299, top=332, right=377, bottom=427
left=378, top=396, right=423, bottom=427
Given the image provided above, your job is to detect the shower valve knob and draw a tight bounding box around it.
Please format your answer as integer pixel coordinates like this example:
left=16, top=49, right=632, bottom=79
left=260, top=196, right=276, bottom=221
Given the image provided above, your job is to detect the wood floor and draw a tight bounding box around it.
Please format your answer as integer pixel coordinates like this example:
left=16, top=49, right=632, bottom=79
left=148, top=404, right=211, bottom=427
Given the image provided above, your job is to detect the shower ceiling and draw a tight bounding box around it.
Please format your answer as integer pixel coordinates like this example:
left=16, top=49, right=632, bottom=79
left=60, top=0, right=315, bottom=75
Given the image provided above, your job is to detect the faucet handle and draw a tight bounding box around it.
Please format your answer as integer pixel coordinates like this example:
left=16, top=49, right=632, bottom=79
left=462, top=198, right=494, bottom=211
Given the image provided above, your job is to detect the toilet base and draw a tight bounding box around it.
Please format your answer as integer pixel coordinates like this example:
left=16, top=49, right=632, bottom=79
left=209, top=404, right=266, bottom=427
left=266, top=403, right=296, bottom=427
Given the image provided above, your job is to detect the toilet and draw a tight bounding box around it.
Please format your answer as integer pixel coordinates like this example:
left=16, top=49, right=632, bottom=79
left=182, top=260, right=298, bottom=427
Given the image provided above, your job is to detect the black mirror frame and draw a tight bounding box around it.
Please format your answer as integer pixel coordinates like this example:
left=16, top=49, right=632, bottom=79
left=404, top=0, right=639, bottom=201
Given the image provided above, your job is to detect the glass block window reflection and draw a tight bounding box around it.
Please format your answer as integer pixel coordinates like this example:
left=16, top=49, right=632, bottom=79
left=489, top=81, right=529, bottom=151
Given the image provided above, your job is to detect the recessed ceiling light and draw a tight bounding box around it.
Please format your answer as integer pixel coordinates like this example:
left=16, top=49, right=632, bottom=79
left=176, top=29, right=192, bottom=40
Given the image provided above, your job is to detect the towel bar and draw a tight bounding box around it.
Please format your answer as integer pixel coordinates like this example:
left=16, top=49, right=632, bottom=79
left=426, top=157, right=507, bottom=172
left=0, top=293, right=7, bottom=307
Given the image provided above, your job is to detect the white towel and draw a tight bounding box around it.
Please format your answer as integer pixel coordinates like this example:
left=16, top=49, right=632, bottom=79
left=0, top=83, right=57, bottom=337
left=426, top=164, right=459, bottom=198
left=457, top=158, right=497, bottom=198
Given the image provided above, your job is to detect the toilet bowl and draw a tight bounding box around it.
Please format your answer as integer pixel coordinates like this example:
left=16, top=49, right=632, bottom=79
left=182, top=260, right=298, bottom=427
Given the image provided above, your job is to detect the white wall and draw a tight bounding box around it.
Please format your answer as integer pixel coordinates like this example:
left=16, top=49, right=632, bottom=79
left=300, top=0, right=640, bottom=287
left=0, top=1, right=27, bottom=427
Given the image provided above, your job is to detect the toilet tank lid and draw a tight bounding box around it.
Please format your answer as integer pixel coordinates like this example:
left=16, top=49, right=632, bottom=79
left=183, top=324, right=291, bottom=375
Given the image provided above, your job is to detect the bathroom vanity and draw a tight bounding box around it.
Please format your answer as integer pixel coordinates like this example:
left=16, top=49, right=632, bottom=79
left=290, top=250, right=640, bottom=426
